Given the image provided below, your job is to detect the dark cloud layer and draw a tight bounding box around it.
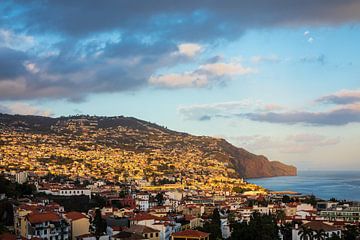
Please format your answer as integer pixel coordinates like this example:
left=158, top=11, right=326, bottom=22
left=242, top=107, right=360, bottom=126
left=0, top=47, right=28, bottom=79
left=316, top=90, right=360, bottom=105
left=1, top=0, right=360, bottom=101
left=8, top=0, right=360, bottom=38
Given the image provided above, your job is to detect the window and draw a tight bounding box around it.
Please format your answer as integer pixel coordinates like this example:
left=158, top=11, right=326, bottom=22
left=150, top=233, right=153, bottom=238
left=156, top=233, right=158, bottom=237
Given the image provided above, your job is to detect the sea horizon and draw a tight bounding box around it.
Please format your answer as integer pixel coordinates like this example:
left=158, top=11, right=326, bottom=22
left=247, top=170, right=360, bottom=201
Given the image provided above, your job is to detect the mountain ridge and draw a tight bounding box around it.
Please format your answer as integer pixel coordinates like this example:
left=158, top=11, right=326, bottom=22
left=0, top=113, right=296, bottom=179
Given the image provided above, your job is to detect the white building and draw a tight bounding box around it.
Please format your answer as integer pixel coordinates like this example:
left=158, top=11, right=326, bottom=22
left=37, top=184, right=92, bottom=199
left=16, top=171, right=28, bottom=184
left=26, top=212, right=70, bottom=240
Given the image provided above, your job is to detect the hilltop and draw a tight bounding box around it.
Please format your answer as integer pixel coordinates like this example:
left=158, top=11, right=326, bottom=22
left=0, top=113, right=296, bottom=186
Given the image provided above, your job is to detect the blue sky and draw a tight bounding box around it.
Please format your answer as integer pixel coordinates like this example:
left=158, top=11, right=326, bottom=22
left=0, top=1, right=360, bottom=170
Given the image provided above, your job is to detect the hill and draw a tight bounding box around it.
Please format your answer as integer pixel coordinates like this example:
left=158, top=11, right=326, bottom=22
left=0, top=113, right=296, bottom=184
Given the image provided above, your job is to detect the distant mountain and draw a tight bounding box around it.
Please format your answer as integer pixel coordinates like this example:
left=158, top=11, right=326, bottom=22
left=0, top=113, right=296, bottom=179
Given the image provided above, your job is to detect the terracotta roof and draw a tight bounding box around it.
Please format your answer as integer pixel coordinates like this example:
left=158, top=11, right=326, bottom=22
left=112, top=226, right=128, bottom=231
left=126, top=224, right=160, bottom=234
left=0, top=233, right=17, bottom=240
left=172, top=230, right=209, bottom=238
left=129, top=213, right=157, bottom=221
left=112, top=232, right=147, bottom=240
left=27, top=212, right=61, bottom=224
left=65, top=211, right=88, bottom=221
left=184, top=215, right=197, bottom=221
left=303, top=221, right=340, bottom=232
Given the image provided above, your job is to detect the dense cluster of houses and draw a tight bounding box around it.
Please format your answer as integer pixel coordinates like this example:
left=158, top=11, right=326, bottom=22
left=1, top=175, right=360, bottom=240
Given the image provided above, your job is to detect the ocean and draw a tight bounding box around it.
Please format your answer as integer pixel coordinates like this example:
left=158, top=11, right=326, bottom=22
left=247, top=171, right=360, bottom=201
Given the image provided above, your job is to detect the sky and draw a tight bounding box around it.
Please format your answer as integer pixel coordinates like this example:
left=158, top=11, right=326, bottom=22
left=0, top=0, right=360, bottom=170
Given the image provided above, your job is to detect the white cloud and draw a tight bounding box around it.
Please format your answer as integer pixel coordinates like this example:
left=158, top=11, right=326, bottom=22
left=176, top=43, right=203, bottom=57
left=199, top=62, right=255, bottom=76
left=149, top=72, right=208, bottom=88
left=0, top=29, right=35, bottom=51
left=304, top=31, right=310, bottom=36
left=308, top=37, right=314, bottom=43
left=0, top=102, right=53, bottom=116
left=149, top=61, right=255, bottom=88
left=24, top=61, right=40, bottom=74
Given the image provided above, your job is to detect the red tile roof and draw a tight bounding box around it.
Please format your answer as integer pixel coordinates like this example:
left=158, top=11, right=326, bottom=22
left=27, top=212, right=61, bottom=224
left=172, top=230, right=209, bottom=238
left=0, top=233, right=17, bottom=240
left=126, top=224, right=160, bottom=234
left=65, top=211, right=88, bottom=221
left=129, top=213, right=157, bottom=221
left=303, top=221, right=340, bottom=231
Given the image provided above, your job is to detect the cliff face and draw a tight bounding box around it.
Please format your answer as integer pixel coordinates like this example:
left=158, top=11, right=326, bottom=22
left=0, top=113, right=297, bottom=179
left=215, top=139, right=297, bottom=178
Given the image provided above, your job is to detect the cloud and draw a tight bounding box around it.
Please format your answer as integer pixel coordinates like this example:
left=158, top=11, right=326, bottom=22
left=0, top=47, right=28, bottom=79
left=251, top=55, right=280, bottom=64
left=199, top=62, right=255, bottom=76
left=317, top=89, right=360, bottom=105
left=149, top=72, right=208, bottom=88
left=6, top=1, right=360, bottom=38
left=177, top=100, right=281, bottom=120
left=303, top=30, right=315, bottom=43
left=0, top=29, right=35, bottom=51
left=179, top=90, right=360, bottom=126
left=150, top=61, right=255, bottom=88
left=0, top=102, right=53, bottom=116
left=242, top=104, right=360, bottom=126
left=300, top=54, right=325, bottom=64
left=229, top=133, right=340, bottom=153
left=176, top=43, right=203, bottom=57
left=0, top=1, right=360, bottom=101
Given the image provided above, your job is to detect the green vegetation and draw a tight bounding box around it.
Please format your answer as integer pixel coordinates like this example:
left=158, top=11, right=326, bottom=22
left=91, top=208, right=107, bottom=239
left=0, top=176, right=36, bottom=198
left=37, top=194, right=106, bottom=212
left=230, top=212, right=280, bottom=240
left=196, top=208, right=222, bottom=240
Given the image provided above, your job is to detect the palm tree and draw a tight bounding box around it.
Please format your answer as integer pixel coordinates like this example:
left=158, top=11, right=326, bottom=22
left=343, top=225, right=359, bottom=240
left=275, top=210, right=286, bottom=224
left=313, top=229, right=327, bottom=240
left=298, top=226, right=313, bottom=240
left=328, top=232, right=341, bottom=240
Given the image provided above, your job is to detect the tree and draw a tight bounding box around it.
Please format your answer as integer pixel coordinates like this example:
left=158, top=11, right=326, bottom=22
left=282, top=195, right=291, bottom=203
left=280, top=223, right=292, bottom=240
left=155, top=192, right=164, bottom=206
left=230, top=212, right=280, bottom=240
left=313, top=229, right=327, bottom=240
left=343, top=225, right=359, bottom=240
left=298, top=226, right=313, bottom=240
left=304, top=195, right=317, bottom=207
left=198, top=208, right=222, bottom=240
left=91, top=208, right=107, bottom=240
left=275, top=210, right=286, bottom=224
left=328, top=232, right=341, bottom=240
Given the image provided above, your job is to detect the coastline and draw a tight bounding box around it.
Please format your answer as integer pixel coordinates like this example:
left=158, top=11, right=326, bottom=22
left=246, top=170, right=360, bottom=201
